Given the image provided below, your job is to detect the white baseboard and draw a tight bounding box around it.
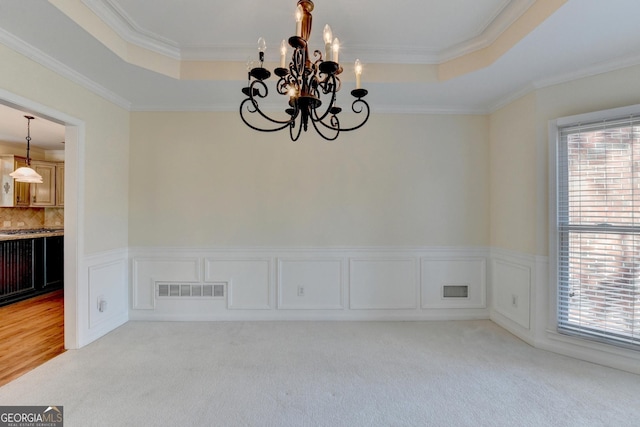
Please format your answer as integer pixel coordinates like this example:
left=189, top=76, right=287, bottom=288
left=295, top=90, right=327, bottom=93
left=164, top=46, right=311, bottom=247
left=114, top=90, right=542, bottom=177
left=539, top=330, right=640, bottom=375
left=490, top=309, right=535, bottom=346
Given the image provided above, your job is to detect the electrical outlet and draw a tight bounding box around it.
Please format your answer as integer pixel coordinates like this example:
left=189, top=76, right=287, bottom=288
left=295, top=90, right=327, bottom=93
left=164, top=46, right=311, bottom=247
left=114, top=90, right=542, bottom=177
left=98, top=296, right=107, bottom=312
left=297, top=286, right=305, bottom=297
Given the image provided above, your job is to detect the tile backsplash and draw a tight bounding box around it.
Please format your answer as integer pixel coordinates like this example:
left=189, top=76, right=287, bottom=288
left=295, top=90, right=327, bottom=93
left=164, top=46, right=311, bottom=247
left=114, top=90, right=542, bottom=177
left=45, top=208, right=64, bottom=228
left=0, top=207, right=64, bottom=229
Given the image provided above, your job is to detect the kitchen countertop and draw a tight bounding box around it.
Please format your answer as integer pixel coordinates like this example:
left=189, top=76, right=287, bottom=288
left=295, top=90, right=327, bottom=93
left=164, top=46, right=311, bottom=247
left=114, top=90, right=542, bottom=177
left=0, top=229, right=64, bottom=241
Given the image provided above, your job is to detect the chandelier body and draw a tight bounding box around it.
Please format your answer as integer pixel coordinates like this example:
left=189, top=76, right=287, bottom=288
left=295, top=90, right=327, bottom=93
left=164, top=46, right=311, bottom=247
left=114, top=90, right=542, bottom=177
left=240, top=0, right=370, bottom=141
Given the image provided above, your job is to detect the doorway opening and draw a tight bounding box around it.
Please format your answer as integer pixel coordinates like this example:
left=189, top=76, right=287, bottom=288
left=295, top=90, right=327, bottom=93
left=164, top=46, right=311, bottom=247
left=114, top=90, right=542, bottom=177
left=0, top=89, right=83, bottom=358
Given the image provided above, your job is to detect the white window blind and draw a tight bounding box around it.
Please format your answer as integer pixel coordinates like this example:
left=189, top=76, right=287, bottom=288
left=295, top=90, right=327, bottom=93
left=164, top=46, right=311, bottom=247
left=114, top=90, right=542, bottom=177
left=557, top=115, right=640, bottom=349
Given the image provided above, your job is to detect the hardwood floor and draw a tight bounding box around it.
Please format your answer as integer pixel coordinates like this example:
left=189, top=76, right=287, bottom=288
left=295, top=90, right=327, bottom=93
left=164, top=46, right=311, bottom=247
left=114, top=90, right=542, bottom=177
left=0, top=290, right=65, bottom=387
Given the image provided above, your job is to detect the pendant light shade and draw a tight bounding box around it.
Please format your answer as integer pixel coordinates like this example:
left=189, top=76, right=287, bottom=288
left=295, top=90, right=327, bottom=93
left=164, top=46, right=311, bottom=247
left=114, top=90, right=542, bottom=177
left=10, top=115, right=43, bottom=184
left=10, top=166, right=43, bottom=183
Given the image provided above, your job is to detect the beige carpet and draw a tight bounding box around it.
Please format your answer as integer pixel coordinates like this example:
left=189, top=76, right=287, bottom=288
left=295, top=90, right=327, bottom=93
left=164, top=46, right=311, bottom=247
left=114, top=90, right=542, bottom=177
left=1, top=320, right=639, bottom=426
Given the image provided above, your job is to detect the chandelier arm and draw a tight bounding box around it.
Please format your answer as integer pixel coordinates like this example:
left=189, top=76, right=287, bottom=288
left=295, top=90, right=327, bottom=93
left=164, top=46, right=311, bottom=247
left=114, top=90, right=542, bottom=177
left=276, top=77, right=288, bottom=95
left=310, top=114, right=340, bottom=141
left=333, top=98, right=371, bottom=132
left=251, top=104, right=295, bottom=126
left=289, top=116, right=304, bottom=141
left=244, top=80, right=299, bottom=128
left=240, top=99, right=295, bottom=132
left=311, top=78, right=338, bottom=123
left=249, top=79, right=269, bottom=99
left=310, top=102, right=333, bottom=127
left=317, top=70, right=341, bottom=94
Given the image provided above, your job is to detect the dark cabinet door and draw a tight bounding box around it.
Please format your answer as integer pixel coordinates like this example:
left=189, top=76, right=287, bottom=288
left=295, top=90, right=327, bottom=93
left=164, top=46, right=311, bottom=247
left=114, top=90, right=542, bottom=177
left=0, top=235, right=64, bottom=305
left=0, top=239, right=36, bottom=302
left=44, top=236, right=64, bottom=289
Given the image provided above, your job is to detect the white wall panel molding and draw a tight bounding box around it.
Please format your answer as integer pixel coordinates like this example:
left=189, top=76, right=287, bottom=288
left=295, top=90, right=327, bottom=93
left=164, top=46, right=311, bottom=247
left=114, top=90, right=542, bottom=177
left=278, top=259, right=344, bottom=310
left=490, top=255, right=532, bottom=330
left=131, top=257, right=200, bottom=310
left=80, top=248, right=128, bottom=347
left=129, top=246, right=491, bottom=321
left=488, top=248, right=541, bottom=343
left=421, top=256, right=487, bottom=309
left=205, top=258, right=271, bottom=310
left=488, top=248, right=640, bottom=374
left=88, top=259, right=127, bottom=329
left=349, top=258, right=418, bottom=310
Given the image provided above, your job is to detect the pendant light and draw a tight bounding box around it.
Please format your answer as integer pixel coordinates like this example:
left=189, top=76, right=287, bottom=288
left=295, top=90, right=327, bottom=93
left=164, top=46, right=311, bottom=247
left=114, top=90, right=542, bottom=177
left=10, top=115, right=43, bottom=183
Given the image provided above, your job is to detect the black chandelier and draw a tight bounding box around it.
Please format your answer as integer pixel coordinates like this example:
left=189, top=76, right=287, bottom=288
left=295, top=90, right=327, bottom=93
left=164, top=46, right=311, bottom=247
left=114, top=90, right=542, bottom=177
left=240, top=0, right=370, bottom=141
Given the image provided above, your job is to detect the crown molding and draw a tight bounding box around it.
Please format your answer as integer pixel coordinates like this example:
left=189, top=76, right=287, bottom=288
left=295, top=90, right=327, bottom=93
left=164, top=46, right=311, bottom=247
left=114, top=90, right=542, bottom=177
left=488, top=53, right=640, bottom=113
left=81, top=0, right=536, bottom=66
left=82, top=0, right=181, bottom=60
left=487, top=84, right=536, bottom=113
left=437, top=0, right=536, bottom=63
left=532, top=53, right=640, bottom=90
left=0, top=27, right=132, bottom=111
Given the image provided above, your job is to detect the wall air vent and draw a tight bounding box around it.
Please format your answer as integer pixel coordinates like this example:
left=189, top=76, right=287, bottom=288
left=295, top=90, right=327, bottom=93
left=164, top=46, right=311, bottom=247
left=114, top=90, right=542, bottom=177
left=443, top=285, right=469, bottom=298
left=156, top=282, right=225, bottom=299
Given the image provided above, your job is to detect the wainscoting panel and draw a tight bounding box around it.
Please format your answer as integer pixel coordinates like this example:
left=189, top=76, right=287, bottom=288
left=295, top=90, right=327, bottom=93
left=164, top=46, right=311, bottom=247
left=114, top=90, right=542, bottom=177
left=278, top=259, right=344, bottom=310
left=132, top=258, right=200, bottom=310
left=204, top=258, right=271, bottom=310
left=129, top=247, right=490, bottom=321
left=492, top=255, right=532, bottom=329
left=88, top=258, right=128, bottom=329
left=421, top=257, right=487, bottom=309
left=349, top=258, right=417, bottom=310
left=80, top=248, right=129, bottom=347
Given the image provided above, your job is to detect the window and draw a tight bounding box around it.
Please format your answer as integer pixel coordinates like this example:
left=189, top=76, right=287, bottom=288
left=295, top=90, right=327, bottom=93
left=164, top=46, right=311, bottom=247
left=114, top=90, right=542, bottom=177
left=556, top=111, right=639, bottom=349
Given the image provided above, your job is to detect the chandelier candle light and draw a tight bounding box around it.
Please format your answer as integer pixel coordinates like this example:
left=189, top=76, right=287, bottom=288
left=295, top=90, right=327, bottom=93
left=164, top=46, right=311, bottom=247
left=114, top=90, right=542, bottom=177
left=240, top=0, right=370, bottom=141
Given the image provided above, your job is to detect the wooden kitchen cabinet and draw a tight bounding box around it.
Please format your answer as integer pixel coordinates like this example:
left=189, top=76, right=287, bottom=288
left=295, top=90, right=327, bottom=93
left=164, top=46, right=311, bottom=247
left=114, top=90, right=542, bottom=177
left=1, top=157, right=63, bottom=207
left=12, top=156, right=31, bottom=207
left=55, top=162, right=64, bottom=207
left=1, top=155, right=31, bottom=206
left=30, top=160, right=56, bottom=207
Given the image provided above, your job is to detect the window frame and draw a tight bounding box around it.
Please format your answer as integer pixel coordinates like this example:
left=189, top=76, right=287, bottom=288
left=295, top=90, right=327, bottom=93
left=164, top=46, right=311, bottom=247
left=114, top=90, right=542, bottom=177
left=549, top=104, right=640, bottom=350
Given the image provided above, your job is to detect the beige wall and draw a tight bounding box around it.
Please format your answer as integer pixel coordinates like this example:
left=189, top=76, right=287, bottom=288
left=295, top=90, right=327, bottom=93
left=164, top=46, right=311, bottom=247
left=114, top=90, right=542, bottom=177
left=129, top=112, right=490, bottom=247
left=489, top=92, right=537, bottom=254
left=0, top=44, right=130, bottom=254
left=488, top=64, right=640, bottom=256
left=5, top=34, right=640, bottom=257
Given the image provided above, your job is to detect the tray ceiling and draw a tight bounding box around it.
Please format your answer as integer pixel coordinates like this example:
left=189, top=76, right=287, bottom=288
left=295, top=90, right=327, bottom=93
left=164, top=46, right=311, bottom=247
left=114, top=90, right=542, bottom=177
left=1, top=0, right=640, bottom=146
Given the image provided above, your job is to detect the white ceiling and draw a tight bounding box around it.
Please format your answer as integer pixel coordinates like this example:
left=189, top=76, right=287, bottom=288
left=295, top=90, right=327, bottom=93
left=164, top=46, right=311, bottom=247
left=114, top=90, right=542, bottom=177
left=1, top=0, right=640, bottom=146
left=0, top=103, right=66, bottom=151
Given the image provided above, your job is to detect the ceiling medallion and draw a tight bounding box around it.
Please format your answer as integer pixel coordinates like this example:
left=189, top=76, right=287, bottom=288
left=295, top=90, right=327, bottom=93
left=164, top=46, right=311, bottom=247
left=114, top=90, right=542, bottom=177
left=240, top=0, right=370, bottom=141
